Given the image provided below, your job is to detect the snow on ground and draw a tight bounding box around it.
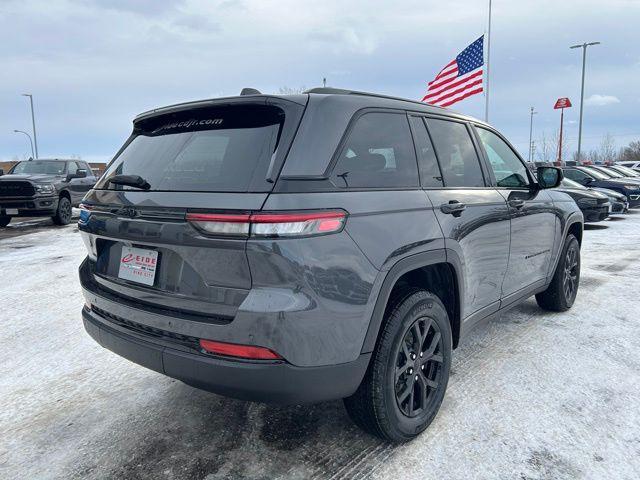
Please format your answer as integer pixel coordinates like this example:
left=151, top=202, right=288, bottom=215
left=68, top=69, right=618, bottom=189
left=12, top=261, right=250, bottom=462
left=0, top=214, right=639, bottom=479
left=0, top=210, right=79, bottom=241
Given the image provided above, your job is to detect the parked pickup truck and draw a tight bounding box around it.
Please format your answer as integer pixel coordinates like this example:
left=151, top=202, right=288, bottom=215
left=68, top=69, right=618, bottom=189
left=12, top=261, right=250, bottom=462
left=0, top=158, right=97, bottom=227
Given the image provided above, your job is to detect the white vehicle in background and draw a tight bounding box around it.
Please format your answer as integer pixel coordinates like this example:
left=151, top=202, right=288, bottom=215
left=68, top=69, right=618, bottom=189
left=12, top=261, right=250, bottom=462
left=618, top=161, right=640, bottom=172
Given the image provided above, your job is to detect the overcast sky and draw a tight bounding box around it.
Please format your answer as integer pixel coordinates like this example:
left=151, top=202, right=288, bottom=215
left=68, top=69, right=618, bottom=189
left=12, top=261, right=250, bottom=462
left=1, top=0, right=639, bottom=163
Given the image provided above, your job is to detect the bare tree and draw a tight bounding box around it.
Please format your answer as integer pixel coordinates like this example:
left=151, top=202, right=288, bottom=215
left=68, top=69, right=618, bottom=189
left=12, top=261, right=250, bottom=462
left=536, top=132, right=554, bottom=163
left=537, top=130, right=571, bottom=163
left=585, top=149, right=601, bottom=164
left=619, top=140, right=640, bottom=162
left=598, top=133, right=616, bottom=163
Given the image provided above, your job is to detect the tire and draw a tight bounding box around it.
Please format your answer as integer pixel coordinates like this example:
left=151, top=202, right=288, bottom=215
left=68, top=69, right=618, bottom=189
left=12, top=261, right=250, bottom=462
left=0, top=216, right=10, bottom=228
left=52, top=196, right=72, bottom=225
left=536, top=234, right=580, bottom=312
left=344, top=289, right=452, bottom=442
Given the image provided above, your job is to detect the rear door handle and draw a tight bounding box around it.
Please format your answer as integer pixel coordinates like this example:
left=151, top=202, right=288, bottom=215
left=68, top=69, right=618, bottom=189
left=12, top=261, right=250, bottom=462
left=508, top=199, right=526, bottom=209
left=440, top=200, right=466, bottom=216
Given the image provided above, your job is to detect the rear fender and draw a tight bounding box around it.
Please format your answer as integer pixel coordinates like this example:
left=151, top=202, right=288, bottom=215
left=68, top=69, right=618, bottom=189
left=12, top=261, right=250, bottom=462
left=360, top=249, right=463, bottom=353
left=548, top=212, right=583, bottom=281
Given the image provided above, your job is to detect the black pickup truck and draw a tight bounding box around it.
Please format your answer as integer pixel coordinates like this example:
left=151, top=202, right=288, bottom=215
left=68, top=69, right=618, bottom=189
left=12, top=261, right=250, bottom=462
left=0, top=159, right=97, bottom=227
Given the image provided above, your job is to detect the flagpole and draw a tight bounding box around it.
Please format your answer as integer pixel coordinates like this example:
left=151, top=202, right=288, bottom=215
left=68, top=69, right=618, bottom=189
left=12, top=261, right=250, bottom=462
left=484, top=0, right=492, bottom=122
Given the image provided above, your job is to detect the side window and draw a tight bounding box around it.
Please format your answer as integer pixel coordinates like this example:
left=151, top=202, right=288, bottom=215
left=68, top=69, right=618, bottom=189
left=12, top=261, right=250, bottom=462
left=408, top=116, right=443, bottom=187
left=476, top=127, right=530, bottom=188
left=426, top=118, right=485, bottom=187
left=68, top=161, right=80, bottom=174
left=332, top=112, right=419, bottom=188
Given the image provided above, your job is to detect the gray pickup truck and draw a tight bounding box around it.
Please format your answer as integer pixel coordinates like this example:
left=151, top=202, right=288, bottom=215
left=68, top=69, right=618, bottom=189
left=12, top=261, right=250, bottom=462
left=0, top=158, right=97, bottom=227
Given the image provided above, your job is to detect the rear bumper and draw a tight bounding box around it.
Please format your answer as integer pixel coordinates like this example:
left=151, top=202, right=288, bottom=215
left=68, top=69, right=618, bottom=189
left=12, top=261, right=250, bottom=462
left=78, top=233, right=380, bottom=368
left=0, top=196, right=58, bottom=216
left=83, top=307, right=370, bottom=404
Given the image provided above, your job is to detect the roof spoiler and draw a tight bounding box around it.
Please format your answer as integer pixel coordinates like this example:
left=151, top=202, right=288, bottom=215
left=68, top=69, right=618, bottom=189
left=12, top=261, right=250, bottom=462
left=304, top=87, right=353, bottom=94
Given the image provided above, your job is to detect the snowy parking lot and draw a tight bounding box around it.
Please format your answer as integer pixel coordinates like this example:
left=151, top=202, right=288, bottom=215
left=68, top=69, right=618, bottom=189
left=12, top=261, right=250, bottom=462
left=1, top=213, right=640, bottom=480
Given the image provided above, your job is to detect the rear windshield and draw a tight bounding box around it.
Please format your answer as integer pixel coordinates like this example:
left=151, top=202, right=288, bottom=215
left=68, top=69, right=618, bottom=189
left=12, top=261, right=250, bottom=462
left=592, top=167, right=620, bottom=178
left=96, top=104, right=285, bottom=192
left=581, top=168, right=609, bottom=180
left=615, top=165, right=639, bottom=176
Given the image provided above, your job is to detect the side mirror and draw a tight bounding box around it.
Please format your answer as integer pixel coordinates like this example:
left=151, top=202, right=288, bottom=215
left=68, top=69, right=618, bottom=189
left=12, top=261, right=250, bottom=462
left=67, top=169, right=87, bottom=181
left=0, top=169, right=4, bottom=176
left=584, top=177, right=593, bottom=185
left=537, top=167, right=563, bottom=189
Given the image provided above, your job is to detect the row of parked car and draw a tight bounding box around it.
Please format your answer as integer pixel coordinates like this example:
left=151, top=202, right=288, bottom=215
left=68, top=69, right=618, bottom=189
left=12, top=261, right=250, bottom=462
left=617, top=160, right=640, bottom=172
left=0, top=159, right=637, bottom=228
left=557, top=163, right=640, bottom=222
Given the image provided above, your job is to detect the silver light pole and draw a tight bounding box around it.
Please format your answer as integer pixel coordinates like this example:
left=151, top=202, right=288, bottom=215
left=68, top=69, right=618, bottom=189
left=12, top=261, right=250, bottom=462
left=13, top=129, right=35, bottom=158
left=484, top=0, right=492, bottom=122
left=528, top=107, right=537, bottom=162
left=21, top=93, right=39, bottom=158
left=570, top=42, right=600, bottom=162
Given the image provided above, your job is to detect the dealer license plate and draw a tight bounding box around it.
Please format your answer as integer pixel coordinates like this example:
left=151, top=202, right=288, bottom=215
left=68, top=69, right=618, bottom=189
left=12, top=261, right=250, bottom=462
left=118, top=246, right=158, bottom=286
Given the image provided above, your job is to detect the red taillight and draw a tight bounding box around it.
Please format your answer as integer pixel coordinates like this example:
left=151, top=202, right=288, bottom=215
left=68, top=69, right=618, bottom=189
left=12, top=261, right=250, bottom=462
left=317, top=218, right=343, bottom=232
left=250, top=211, right=346, bottom=237
left=185, top=213, right=251, bottom=236
left=199, top=339, right=282, bottom=360
left=249, top=212, right=345, bottom=223
left=186, top=211, right=347, bottom=237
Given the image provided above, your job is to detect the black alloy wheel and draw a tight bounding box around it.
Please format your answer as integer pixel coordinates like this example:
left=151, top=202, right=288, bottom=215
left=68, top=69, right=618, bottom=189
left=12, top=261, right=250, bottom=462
left=536, top=233, right=580, bottom=312
left=562, top=243, right=579, bottom=301
left=344, top=289, right=452, bottom=442
left=53, top=196, right=72, bottom=225
left=394, top=317, right=444, bottom=417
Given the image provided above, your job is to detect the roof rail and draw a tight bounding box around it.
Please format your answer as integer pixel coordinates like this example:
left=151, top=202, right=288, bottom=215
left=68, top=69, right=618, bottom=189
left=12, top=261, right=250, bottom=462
left=303, top=87, right=446, bottom=110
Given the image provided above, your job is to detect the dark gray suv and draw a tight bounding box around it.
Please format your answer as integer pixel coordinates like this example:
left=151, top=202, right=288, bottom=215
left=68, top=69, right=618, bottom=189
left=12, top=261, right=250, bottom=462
left=78, top=88, right=583, bottom=442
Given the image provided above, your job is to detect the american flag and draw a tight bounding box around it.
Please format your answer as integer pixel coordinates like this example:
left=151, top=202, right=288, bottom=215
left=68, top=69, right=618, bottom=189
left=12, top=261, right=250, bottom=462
left=422, top=36, right=484, bottom=108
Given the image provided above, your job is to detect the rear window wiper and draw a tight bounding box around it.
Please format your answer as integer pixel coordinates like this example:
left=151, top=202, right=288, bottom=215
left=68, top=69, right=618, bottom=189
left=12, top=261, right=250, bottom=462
left=108, top=174, right=151, bottom=190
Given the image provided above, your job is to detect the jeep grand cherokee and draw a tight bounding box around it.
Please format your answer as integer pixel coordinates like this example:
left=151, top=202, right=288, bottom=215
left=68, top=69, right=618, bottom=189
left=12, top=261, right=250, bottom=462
left=78, top=88, right=583, bottom=442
